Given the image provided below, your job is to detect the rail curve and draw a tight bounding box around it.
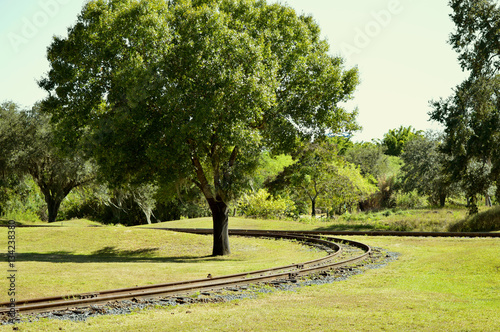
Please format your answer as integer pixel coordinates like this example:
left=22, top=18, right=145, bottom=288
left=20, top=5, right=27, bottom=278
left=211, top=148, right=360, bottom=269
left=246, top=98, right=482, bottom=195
left=0, top=229, right=371, bottom=316
left=2, top=227, right=497, bottom=317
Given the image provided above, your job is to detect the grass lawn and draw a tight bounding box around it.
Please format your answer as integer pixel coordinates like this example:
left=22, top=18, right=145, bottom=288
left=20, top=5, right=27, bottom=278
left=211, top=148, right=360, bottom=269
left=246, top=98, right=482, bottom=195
left=0, top=224, right=325, bottom=301
left=1, top=216, right=499, bottom=331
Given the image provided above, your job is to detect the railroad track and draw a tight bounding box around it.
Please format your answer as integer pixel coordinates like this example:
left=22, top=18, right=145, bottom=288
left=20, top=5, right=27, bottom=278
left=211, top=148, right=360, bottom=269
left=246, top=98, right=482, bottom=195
left=0, top=229, right=372, bottom=316
left=2, top=227, right=497, bottom=317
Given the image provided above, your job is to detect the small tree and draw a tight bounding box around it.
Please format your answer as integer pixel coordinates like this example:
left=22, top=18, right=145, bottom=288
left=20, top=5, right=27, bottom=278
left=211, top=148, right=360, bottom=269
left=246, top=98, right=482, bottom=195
left=400, top=133, right=458, bottom=207
left=130, top=183, right=158, bottom=225
left=10, top=104, right=93, bottom=222
left=382, top=126, right=423, bottom=157
left=267, top=140, right=376, bottom=216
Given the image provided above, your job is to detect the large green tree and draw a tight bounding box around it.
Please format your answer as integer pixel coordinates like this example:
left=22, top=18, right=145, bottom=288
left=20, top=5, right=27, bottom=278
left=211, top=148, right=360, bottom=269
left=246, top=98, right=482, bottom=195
left=345, top=141, right=388, bottom=179
left=39, top=0, right=359, bottom=255
left=0, top=102, right=23, bottom=176
left=430, top=0, right=500, bottom=214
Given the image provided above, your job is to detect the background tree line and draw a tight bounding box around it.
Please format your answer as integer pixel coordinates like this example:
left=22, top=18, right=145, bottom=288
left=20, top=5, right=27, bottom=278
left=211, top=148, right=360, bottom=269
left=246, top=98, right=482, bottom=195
left=2, top=101, right=494, bottom=225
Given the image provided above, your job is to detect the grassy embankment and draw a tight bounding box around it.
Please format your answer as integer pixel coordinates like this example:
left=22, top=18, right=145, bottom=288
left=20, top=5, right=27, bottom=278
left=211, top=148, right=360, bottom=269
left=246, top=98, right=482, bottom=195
left=0, top=208, right=499, bottom=331
left=139, top=207, right=474, bottom=232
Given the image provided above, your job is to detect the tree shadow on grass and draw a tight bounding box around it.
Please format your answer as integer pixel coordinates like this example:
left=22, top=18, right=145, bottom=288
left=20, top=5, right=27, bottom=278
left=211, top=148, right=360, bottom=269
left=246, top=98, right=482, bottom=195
left=1, top=246, right=236, bottom=264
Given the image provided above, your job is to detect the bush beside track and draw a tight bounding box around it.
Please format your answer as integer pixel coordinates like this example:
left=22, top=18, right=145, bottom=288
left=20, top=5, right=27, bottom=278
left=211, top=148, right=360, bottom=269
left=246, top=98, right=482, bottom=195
left=449, top=206, right=500, bottom=232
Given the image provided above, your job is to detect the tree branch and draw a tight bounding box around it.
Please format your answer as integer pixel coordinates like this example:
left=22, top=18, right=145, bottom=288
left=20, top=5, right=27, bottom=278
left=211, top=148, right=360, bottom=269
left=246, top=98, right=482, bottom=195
left=188, top=139, right=214, bottom=200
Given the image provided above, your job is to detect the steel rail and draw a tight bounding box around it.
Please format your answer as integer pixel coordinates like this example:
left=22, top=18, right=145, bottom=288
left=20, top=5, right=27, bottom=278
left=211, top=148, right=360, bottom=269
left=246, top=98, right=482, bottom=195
left=0, top=231, right=371, bottom=316
left=159, top=228, right=500, bottom=238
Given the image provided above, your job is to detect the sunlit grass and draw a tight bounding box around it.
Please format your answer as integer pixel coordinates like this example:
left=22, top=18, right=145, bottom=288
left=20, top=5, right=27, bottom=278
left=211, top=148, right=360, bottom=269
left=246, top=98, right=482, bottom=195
left=0, top=226, right=324, bottom=301
left=0, top=218, right=102, bottom=227
left=1, top=211, right=498, bottom=331
left=5, top=236, right=499, bottom=331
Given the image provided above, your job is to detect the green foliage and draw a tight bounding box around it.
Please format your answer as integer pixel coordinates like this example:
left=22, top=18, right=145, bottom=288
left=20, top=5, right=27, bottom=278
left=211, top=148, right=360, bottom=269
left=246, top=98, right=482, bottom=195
left=448, top=0, right=500, bottom=78
left=431, top=77, right=500, bottom=214
left=430, top=0, right=500, bottom=214
left=59, top=183, right=160, bottom=226
left=344, top=141, right=387, bottom=178
left=394, top=191, right=427, bottom=210
left=400, top=133, right=460, bottom=207
left=58, top=179, right=213, bottom=225
left=0, top=102, right=23, bottom=175
left=0, top=102, right=94, bottom=222
left=267, top=139, right=377, bottom=216
left=344, top=141, right=405, bottom=212
left=326, top=159, right=378, bottom=214
left=58, top=184, right=145, bottom=225
left=39, top=0, right=360, bottom=254
left=39, top=0, right=359, bottom=189
left=449, top=206, right=500, bottom=232
left=251, top=151, right=294, bottom=191
left=237, top=189, right=295, bottom=219
left=327, top=136, right=354, bottom=156
left=381, top=126, right=423, bottom=157
left=365, top=175, right=398, bottom=210
left=1, top=176, right=46, bottom=222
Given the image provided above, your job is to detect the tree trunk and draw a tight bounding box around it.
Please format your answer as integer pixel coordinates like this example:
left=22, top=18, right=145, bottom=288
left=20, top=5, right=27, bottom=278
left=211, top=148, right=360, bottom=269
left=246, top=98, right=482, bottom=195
left=439, top=193, right=447, bottom=208
left=145, top=210, right=152, bottom=224
left=467, top=195, right=479, bottom=215
left=208, top=199, right=230, bottom=256
left=485, top=194, right=492, bottom=207
left=46, top=195, right=62, bottom=223
left=311, top=198, right=316, bottom=217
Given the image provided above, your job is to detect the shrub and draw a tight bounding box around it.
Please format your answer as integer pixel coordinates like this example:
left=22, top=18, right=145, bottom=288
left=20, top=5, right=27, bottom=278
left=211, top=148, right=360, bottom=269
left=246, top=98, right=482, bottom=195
left=238, top=189, right=296, bottom=219
left=1, top=176, right=46, bottom=222
left=449, top=206, right=500, bottom=232
left=395, top=191, right=426, bottom=209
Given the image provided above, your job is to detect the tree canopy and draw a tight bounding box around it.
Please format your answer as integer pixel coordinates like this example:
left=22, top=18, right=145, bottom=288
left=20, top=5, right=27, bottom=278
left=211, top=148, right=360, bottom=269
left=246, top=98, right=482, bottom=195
left=430, top=0, right=500, bottom=213
left=400, top=133, right=458, bottom=207
left=0, top=102, right=93, bottom=222
left=266, top=139, right=376, bottom=217
left=381, top=126, right=423, bottom=157
left=39, top=0, right=359, bottom=255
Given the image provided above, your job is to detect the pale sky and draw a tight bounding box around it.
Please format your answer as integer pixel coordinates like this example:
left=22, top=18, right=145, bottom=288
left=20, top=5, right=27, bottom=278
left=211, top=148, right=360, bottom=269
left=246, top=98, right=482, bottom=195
left=0, top=0, right=467, bottom=142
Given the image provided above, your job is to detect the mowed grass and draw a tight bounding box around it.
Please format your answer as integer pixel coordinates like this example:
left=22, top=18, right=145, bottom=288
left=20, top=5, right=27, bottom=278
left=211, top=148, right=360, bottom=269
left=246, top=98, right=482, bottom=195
left=4, top=235, right=499, bottom=331
left=0, top=225, right=325, bottom=301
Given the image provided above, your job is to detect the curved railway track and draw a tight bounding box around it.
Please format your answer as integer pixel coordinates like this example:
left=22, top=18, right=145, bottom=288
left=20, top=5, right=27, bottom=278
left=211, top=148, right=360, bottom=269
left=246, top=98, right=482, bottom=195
left=1, top=227, right=497, bottom=317
left=0, top=229, right=372, bottom=317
